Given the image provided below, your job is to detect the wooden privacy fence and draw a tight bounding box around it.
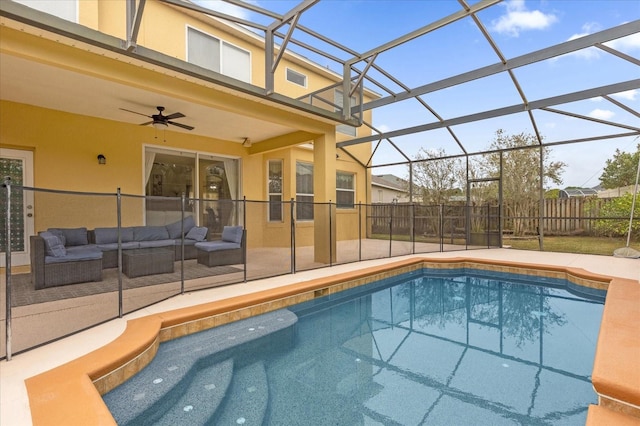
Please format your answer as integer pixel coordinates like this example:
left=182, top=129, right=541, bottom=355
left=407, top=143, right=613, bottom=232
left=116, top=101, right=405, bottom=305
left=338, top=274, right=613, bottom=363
left=540, top=197, right=605, bottom=234
left=369, top=198, right=612, bottom=236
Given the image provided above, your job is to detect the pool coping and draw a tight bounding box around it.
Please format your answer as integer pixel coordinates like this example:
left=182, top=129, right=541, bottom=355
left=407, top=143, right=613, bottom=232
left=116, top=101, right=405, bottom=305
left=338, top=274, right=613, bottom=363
left=23, top=256, right=639, bottom=425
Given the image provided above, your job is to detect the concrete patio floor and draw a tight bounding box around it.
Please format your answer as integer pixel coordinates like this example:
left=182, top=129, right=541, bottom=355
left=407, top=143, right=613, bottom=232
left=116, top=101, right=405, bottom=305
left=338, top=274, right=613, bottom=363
left=1, top=248, right=638, bottom=426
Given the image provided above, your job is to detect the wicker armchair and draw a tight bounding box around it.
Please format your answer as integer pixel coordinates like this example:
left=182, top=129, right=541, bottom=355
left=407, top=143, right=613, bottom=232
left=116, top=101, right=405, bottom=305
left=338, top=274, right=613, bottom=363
left=30, top=235, right=103, bottom=290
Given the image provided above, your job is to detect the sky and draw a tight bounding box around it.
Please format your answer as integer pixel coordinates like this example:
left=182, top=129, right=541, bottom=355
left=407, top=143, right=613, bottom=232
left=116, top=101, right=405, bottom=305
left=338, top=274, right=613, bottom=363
left=196, top=0, right=639, bottom=189
left=17, top=0, right=639, bottom=188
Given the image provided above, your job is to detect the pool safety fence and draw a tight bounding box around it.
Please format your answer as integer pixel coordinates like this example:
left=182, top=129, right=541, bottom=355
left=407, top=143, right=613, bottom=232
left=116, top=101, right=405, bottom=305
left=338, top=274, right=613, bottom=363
left=0, top=183, right=634, bottom=358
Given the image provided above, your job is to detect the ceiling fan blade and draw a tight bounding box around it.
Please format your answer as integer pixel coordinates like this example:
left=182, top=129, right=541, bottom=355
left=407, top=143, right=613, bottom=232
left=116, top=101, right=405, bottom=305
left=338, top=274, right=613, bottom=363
left=164, top=112, right=185, bottom=120
left=139, top=121, right=153, bottom=126
left=119, top=108, right=151, bottom=118
left=168, top=121, right=194, bottom=131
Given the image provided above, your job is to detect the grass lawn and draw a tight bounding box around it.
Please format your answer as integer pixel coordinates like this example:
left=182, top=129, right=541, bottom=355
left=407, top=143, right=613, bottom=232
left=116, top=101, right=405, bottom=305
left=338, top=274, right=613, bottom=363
left=374, top=233, right=639, bottom=256
left=505, top=236, right=638, bottom=256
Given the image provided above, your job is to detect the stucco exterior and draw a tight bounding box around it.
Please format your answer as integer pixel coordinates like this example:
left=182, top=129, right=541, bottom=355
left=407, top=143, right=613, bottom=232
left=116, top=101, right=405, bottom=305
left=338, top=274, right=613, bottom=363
left=0, top=0, right=377, bottom=257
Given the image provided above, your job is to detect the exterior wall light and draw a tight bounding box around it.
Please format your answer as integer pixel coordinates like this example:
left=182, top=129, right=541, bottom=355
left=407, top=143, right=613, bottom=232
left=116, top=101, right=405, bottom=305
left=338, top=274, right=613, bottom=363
left=97, top=154, right=106, bottom=165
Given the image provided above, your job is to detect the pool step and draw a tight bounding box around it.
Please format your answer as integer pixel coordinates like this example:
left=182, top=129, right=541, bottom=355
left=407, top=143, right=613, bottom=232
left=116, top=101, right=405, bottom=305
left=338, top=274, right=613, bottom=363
left=106, top=358, right=234, bottom=426
left=211, top=361, right=270, bottom=426
left=103, top=309, right=297, bottom=424
left=152, top=358, right=235, bottom=426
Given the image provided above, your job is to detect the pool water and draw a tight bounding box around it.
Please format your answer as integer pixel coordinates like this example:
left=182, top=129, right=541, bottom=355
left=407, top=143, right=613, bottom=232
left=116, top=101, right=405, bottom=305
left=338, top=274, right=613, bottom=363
left=104, top=269, right=605, bottom=425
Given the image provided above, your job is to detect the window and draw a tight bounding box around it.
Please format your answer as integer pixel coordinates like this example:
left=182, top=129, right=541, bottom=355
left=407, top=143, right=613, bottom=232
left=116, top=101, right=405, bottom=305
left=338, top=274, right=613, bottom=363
left=13, top=0, right=77, bottom=22
left=268, top=160, right=283, bottom=222
left=335, top=90, right=357, bottom=136
left=286, top=68, right=307, bottom=87
left=336, top=172, right=355, bottom=208
left=187, top=27, right=250, bottom=83
left=296, top=162, right=314, bottom=221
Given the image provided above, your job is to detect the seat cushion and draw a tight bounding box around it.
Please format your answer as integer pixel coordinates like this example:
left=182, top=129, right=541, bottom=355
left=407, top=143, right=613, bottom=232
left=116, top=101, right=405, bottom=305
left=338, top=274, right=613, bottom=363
left=195, top=241, right=241, bottom=252
left=94, top=227, right=135, bottom=244
left=133, top=226, right=169, bottom=241
left=97, top=241, right=140, bottom=251
left=48, top=227, right=88, bottom=246
left=138, top=239, right=175, bottom=248
left=45, top=245, right=102, bottom=263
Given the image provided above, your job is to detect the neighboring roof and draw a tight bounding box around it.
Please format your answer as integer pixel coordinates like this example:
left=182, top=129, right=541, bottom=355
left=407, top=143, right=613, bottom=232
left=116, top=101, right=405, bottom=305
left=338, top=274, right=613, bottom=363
left=371, top=174, right=407, bottom=191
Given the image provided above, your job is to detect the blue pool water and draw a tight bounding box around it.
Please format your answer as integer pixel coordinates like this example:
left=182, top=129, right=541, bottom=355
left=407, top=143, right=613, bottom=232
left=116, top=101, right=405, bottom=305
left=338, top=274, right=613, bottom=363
left=104, top=269, right=605, bottom=425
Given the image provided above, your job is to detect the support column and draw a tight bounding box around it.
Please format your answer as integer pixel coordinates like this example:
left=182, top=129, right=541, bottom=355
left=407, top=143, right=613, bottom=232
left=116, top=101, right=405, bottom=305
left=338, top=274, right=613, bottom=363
left=313, top=133, right=337, bottom=264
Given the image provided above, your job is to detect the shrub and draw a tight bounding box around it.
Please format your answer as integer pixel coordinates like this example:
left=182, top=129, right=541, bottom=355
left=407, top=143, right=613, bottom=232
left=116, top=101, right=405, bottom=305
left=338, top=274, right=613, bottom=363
left=593, top=193, right=640, bottom=238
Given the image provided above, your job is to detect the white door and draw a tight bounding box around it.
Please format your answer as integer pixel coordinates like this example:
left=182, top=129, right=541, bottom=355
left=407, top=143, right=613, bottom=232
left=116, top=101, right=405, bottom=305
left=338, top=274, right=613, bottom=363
left=1, top=148, right=35, bottom=267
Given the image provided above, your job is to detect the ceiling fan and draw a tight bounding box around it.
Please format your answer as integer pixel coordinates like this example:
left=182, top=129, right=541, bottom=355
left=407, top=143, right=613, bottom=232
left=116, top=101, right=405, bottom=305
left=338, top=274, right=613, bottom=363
left=120, top=106, right=194, bottom=131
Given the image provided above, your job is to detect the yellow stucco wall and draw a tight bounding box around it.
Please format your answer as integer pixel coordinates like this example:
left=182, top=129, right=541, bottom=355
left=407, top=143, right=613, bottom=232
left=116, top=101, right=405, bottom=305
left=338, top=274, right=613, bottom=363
left=1, top=0, right=375, bottom=249
left=1, top=100, right=369, bottom=245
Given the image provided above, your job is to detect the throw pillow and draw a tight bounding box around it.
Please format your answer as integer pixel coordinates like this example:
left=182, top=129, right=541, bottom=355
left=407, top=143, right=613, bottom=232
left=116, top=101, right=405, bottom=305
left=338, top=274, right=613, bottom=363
left=221, top=226, right=243, bottom=244
left=166, top=216, right=196, bottom=239
left=48, top=228, right=66, bottom=246
left=40, top=231, right=67, bottom=257
left=185, top=226, right=208, bottom=242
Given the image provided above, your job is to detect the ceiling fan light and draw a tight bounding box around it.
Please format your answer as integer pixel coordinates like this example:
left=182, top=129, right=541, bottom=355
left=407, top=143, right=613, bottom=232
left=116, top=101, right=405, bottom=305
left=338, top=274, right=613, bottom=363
left=152, top=121, right=168, bottom=130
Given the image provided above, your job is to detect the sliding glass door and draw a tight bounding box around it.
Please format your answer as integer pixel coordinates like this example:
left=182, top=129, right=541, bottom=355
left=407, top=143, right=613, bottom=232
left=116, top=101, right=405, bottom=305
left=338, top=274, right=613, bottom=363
left=144, top=148, right=239, bottom=231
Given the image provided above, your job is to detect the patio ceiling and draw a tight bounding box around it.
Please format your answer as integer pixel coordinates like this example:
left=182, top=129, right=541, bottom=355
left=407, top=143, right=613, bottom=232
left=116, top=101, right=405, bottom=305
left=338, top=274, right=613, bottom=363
left=1, top=0, right=639, bottom=168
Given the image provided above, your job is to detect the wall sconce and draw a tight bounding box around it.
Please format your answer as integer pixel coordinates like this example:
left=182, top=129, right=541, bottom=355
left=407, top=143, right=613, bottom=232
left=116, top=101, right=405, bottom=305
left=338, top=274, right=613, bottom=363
left=97, top=154, right=106, bottom=165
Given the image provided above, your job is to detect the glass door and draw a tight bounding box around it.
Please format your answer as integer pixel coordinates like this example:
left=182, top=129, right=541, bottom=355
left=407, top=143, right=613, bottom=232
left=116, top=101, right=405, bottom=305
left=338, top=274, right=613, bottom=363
left=1, top=148, right=34, bottom=266
left=199, top=156, right=239, bottom=237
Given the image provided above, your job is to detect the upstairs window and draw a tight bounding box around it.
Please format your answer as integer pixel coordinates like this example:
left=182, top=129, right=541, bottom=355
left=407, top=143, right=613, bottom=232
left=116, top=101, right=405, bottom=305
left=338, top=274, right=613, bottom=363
left=187, top=27, right=250, bottom=83
left=286, top=68, right=307, bottom=87
left=296, top=162, right=314, bottom=221
left=13, top=0, right=77, bottom=22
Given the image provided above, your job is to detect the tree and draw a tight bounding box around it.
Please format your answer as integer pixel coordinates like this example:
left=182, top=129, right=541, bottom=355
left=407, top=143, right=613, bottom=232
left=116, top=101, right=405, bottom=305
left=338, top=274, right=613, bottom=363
left=409, top=147, right=464, bottom=204
left=599, top=144, right=640, bottom=189
left=477, top=130, right=566, bottom=236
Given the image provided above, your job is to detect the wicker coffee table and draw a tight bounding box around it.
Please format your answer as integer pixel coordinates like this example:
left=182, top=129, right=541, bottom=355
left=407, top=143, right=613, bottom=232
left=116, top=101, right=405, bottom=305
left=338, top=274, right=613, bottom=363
left=122, top=247, right=175, bottom=278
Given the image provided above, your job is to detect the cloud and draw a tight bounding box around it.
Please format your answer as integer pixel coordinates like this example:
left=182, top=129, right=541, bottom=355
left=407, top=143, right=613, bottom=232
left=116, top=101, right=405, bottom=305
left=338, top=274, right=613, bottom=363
left=490, top=0, right=558, bottom=37
left=612, top=90, right=638, bottom=101
left=560, top=23, right=602, bottom=60
left=559, top=22, right=640, bottom=61
left=605, top=32, right=640, bottom=52
left=589, top=109, right=615, bottom=120
left=193, top=0, right=252, bottom=20
left=376, top=124, right=391, bottom=134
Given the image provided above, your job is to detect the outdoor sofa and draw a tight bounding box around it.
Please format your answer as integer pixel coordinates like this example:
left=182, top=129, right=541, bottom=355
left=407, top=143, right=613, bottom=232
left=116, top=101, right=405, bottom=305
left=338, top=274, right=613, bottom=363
left=90, top=216, right=207, bottom=268
left=29, top=217, right=209, bottom=289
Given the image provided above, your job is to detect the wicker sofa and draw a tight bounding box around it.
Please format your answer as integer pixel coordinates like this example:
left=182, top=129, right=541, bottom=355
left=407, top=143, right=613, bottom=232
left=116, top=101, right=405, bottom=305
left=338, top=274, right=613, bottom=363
left=90, top=216, right=207, bottom=268
left=29, top=217, right=209, bottom=289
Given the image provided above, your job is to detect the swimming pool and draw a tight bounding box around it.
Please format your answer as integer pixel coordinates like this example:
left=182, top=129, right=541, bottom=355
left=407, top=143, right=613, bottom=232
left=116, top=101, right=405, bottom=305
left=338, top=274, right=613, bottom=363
left=104, top=268, right=605, bottom=425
